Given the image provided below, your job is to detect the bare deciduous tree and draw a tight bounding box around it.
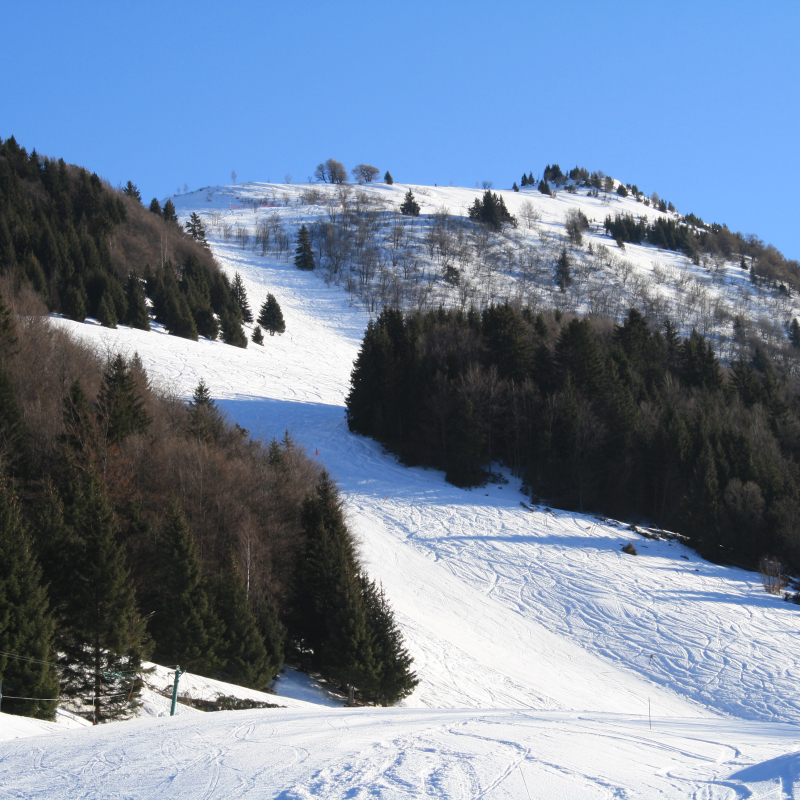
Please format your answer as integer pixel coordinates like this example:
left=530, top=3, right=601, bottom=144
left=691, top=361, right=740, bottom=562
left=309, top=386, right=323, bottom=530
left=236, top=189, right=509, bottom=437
left=314, top=158, right=347, bottom=184
left=351, top=164, right=380, bottom=184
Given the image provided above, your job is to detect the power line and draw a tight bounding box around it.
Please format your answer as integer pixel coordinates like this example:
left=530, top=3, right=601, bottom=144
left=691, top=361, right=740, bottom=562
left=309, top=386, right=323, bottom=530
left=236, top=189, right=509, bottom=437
left=0, top=650, right=59, bottom=668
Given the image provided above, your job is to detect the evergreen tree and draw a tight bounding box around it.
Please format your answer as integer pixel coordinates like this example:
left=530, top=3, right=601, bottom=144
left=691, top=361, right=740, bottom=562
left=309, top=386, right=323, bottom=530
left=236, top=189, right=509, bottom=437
left=187, top=379, right=225, bottom=442
left=399, top=189, right=420, bottom=216
left=292, top=472, right=376, bottom=701
left=213, top=557, right=279, bottom=689
left=293, top=225, right=315, bottom=271
left=231, top=272, right=253, bottom=322
left=0, top=288, right=17, bottom=352
left=384, top=171, right=393, bottom=185
left=219, top=307, right=248, bottom=348
left=0, top=480, right=60, bottom=719
left=0, top=364, right=30, bottom=480
left=162, top=199, right=178, bottom=224
left=360, top=575, right=418, bottom=705
left=789, top=318, right=800, bottom=349
left=512, top=182, right=519, bottom=192
left=258, top=293, right=286, bottom=336
left=123, top=272, right=150, bottom=331
left=538, top=179, right=553, bottom=196
left=148, top=198, right=162, bottom=216
left=183, top=212, right=208, bottom=247
left=252, top=325, right=264, bottom=345
left=62, top=281, right=88, bottom=322
left=122, top=181, right=141, bottom=203
left=144, top=500, right=223, bottom=676
left=555, top=246, right=572, bottom=292
left=521, top=174, right=529, bottom=187
left=97, top=291, right=118, bottom=328
left=96, top=354, right=151, bottom=447
left=54, top=465, right=146, bottom=721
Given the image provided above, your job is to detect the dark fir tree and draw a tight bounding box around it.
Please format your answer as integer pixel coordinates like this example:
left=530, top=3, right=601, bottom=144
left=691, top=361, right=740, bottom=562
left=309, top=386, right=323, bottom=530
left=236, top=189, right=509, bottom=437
left=789, top=318, right=800, bottom=349
left=219, top=307, right=248, bottom=348
left=258, top=293, right=286, bottom=335
left=0, top=364, right=30, bottom=480
left=97, top=291, right=118, bottom=328
left=294, top=225, right=315, bottom=271
left=62, top=281, right=88, bottom=322
left=252, top=325, right=264, bottom=345
left=0, top=480, right=60, bottom=719
left=122, top=181, right=142, bottom=203
left=213, top=556, right=280, bottom=689
left=144, top=500, right=223, bottom=676
left=292, top=472, right=376, bottom=702
left=384, top=171, right=393, bottom=184
left=187, top=379, right=225, bottom=442
left=360, top=575, right=418, bottom=705
left=399, top=189, right=420, bottom=216
left=123, top=272, right=150, bottom=330
left=184, top=212, right=208, bottom=247
left=148, top=198, right=162, bottom=216
left=538, top=179, right=553, bottom=196
left=231, top=272, right=253, bottom=322
left=96, top=354, right=151, bottom=448
left=54, top=465, right=146, bottom=721
left=555, top=247, right=572, bottom=292
left=162, top=199, right=178, bottom=224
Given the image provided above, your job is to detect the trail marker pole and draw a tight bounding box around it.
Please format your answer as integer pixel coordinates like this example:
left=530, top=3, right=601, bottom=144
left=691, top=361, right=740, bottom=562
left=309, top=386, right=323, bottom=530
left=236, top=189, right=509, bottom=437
left=170, top=667, right=185, bottom=717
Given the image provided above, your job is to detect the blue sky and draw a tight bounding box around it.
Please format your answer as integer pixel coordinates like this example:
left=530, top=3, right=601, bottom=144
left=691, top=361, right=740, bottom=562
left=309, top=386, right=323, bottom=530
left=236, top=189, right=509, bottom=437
left=3, top=1, right=799, bottom=258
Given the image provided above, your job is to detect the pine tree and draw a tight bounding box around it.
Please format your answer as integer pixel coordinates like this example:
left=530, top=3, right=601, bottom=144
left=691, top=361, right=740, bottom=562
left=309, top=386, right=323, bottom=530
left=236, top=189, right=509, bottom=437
left=122, top=181, right=141, bottom=203
left=399, top=189, right=420, bottom=216
left=97, top=291, right=117, bottom=328
left=292, top=472, right=376, bottom=701
left=0, top=287, right=17, bottom=352
left=55, top=465, right=147, bottom=721
left=512, top=182, right=519, bottom=192
left=251, top=325, right=264, bottom=345
left=62, top=281, right=88, bottom=322
left=384, top=171, right=393, bottom=185
left=0, top=364, right=30, bottom=480
left=187, top=379, right=225, bottom=442
left=555, top=246, right=572, bottom=292
left=183, top=212, right=208, bottom=247
left=258, top=293, right=286, bottom=335
left=148, top=198, right=162, bottom=216
left=538, top=179, right=552, bottom=196
left=789, top=318, right=800, bottom=349
left=123, top=272, right=150, bottom=330
left=213, top=557, right=278, bottom=689
left=96, top=354, right=151, bottom=447
left=231, top=272, right=253, bottom=322
left=0, top=480, right=60, bottom=719
left=293, top=225, right=315, bottom=271
left=162, top=199, right=178, bottom=224
left=219, top=307, right=248, bottom=348
left=144, top=500, right=223, bottom=676
left=360, top=575, right=418, bottom=705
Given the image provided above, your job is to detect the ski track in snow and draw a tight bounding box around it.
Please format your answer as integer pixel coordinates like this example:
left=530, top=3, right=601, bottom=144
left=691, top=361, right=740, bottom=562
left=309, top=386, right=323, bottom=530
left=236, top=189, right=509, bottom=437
left=6, top=182, right=800, bottom=798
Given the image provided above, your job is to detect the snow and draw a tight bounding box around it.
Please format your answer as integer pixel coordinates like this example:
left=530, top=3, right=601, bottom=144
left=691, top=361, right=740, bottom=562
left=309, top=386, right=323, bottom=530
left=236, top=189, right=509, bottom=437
left=4, top=182, right=800, bottom=797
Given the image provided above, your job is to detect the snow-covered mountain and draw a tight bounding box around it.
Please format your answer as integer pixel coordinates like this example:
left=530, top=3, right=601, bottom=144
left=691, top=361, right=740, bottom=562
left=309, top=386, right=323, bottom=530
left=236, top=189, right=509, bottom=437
left=2, top=181, right=800, bottom=798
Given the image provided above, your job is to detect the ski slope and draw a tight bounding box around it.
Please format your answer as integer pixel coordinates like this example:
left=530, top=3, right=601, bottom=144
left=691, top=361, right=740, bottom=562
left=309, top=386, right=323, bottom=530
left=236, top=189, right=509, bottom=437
left=3, top=183, right=800, bottom=797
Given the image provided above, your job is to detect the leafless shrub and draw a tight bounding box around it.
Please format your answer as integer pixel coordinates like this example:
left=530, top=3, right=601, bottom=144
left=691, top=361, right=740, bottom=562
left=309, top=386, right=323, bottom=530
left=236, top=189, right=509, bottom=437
left=759, top=555, right=789, bottom=595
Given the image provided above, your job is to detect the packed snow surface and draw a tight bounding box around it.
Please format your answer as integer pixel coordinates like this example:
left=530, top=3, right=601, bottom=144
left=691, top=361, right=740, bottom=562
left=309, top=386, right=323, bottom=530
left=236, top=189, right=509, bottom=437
left=4, top=183, right=800, bottom=798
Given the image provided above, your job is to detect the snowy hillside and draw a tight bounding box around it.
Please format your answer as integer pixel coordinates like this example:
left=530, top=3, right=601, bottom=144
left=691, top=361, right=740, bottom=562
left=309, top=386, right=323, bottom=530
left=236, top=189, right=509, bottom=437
left=3, top=181, right=800, bottom=797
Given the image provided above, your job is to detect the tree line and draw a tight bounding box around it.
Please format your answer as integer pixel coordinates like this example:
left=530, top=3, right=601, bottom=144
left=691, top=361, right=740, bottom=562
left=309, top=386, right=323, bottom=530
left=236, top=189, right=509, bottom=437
left=0, top=136, right=265, bottom=347
left=346, top=305, right=800, bottom=572
left=0, top=294, right=415, bottom=719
